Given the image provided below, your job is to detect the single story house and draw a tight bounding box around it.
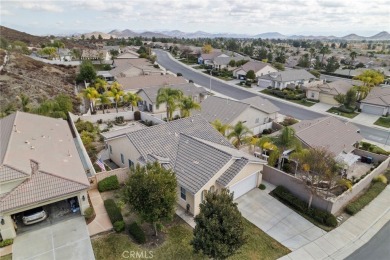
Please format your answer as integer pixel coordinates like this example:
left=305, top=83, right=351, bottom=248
left=137, top=83, right=209, bottom=114
left=116, top=74, right=187, bottom=92
left=0, top=112, right=90, bottom=239
left=57, top=48, right=72, bottom=61
left=306, top=80, right=362, bottom=105
left=360, top=87, right=390, bottom=116
left=81, top=49, right=111, bottom=61
left=116, top=51, right=140, bottom=59
left=111, top=58, right=161, bottom=78
left=198, top=51, right=229, bottom=65
left=291, top=116, right=363, bottom=166
left=105, top=115, right=266, bottom=215
left=258, top=69, right=316, bottom=89
left=233, top=61, right=278, bottom=80
left=212, top=56, right=250, bottom=70
left=200, top=96, right=280, bottom=135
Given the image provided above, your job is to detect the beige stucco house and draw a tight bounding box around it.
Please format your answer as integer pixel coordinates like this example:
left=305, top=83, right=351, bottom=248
left=0, top=112, right=90, bottom=239
left=103, top=116, right=265, bottom=216
left=233, top=61, right=278, bottom=80
left=306, top=80, right=361, bottom=105
left=200, top=96, right=280, bottom=135
left=258, top=69, right=316, bottom=89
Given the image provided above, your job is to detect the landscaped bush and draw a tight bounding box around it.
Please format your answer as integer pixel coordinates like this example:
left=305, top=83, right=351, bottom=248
left=0, top=239, right=13, bottom=248
left=360, top=142, right=390, bottom=155
left=104, top=199, right=123, bottom=224
left=84, top=207, right=95, bottom=220
left=113, top=220, right=125, bottom=232
left=280, top=117, right=298, bottom=126
left=258, top=184, right=266, bottom=190
left=128, top=222, right=146, bottom=244
left=337, top=105, right=355, bottom=113
left=134, top=110, right=141, bottom=121
left=75, top=119, right=95, bottom=133
left=272, top=186, right=337, bottom=227
left=373, top=174, right=388, bottom=184
left=345, top=181, right=387, bottom=215
left=98, top=175, right=120, bottom=192
left=115, top=116, right=124, bottom=124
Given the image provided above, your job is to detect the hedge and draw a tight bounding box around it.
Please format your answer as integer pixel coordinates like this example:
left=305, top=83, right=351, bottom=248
left=114, top=220, right=125, bottom=232
left=104, top=199, right=123, bottom=224
left=345, top=182, right=387, bottom=215
left=272, top=186, right=337, bottom=227
left=0, top=239, right=13, bottom=248
left=98, top=175, right=119, bottom=192
left=129, top=222, right=146, bottom=244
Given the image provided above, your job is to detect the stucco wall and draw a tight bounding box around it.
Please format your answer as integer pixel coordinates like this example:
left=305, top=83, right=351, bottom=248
left=230, top=107, right=275, bottom=135
left=227, top=163, right=263, bottom=187
left=107, top=136, right=141, bottom=169
left=306, top=90, right=320, bottom=100
left=256, top=66, right=278, bottom=78
left=70, top=111, right=135, bottom=124
left=95, top=168, right=129, bottom=184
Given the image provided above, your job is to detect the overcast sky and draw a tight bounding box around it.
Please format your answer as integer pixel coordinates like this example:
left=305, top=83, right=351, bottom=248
left=1, top=0, right=389, bottom=36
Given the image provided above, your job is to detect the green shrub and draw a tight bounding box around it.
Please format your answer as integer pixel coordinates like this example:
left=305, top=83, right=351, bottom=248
left=259, top=184, right=266, bottom=190
left=84, top=207, right=94, bottom=220
left=113, top=220, right=125, bottom=232
left=128, top=222, right=146, bottom=244
left=98, top=175, right=119, bottom=192
left=104, top=199, right=123, bottom=224
left=75, top=119, right=95, bottom=133
left=361, top=141, right=372, bottom=150
left=272, top=186, right=337, bottom=227
left=345, top=182, right=387, bottom=215
left=0, top=239, right=13, bottom=247
left=373, top=175, right=387, bottom=184
left=337, top=105, right=355, bottom=113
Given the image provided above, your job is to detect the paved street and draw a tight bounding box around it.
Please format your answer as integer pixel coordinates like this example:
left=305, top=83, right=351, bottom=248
left=154, top=49, right=390, bottom=146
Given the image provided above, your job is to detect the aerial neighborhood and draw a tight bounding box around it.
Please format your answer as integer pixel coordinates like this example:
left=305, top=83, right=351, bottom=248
left=0, top=7, right=390, bottom=259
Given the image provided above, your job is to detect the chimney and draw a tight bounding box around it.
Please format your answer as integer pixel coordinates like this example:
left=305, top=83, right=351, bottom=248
left=30, top=160, right=40, bottom=175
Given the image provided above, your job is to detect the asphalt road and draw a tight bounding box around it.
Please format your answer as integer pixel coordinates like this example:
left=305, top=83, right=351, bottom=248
left=154, top=49, right=390, bottom=145
left=346, top=220, right=390, bottom=260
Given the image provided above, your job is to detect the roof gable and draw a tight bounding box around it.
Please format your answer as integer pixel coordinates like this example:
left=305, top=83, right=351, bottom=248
left=200, top=96, right=250, bottom=124
left=216, top=158, right=249, bottom=186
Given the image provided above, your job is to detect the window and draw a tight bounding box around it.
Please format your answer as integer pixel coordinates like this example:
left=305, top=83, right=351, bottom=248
left=180, top=187, right=186, bottom=200
left=128, top=159, right=134, bottom=168
left=109, top=145, right=112, bottom=154
left=121, top=153, right=124, bottom=164
left=311, top=92, right=315, bottom=98
left=209, top=185, right=215, bottom=193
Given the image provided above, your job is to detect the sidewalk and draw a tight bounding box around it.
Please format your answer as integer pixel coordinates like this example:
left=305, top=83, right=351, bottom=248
left=279, top=186, right=390, bottom=260
left=87, top=189, right=113, bottom=236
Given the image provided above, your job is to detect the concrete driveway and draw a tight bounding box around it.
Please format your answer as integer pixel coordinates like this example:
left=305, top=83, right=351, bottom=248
left=13, top=216, right=95, bottom=260
left=236, top=182, right=326, bottom=251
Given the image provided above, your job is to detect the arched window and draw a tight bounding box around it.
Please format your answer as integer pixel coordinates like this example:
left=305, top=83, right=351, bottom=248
left=209, top=185, right=215, bottom=193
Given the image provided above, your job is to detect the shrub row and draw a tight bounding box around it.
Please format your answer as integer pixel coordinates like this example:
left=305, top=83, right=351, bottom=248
left=267, top=89, right=305, bottom=100
left=104, top=199, right=123, bottom=224
left=273, top=186, right=338, bottom=227
left=0, top=239, right=13, bottom=248
left=128, top=222, right=146, bottom=244
left=98, top=175, right=120, bottom=192
left=345, top=181, right=387, bottom=215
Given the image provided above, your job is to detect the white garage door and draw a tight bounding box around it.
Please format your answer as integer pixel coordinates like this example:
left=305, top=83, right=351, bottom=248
left=362, top=105, right=385, bottom=115
left=230, top=172, right=258, bottom=200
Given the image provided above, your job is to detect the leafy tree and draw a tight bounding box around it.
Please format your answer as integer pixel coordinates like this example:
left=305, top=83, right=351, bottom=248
left=156, top=87, right=183, bottom=121
left=272, top=62, right=285, bottom=71
left=96, top=93, right=111, bottom=114
left=236, top=59, right=249, bottom=67
left=349, top=51, right=357, bottom=65
left=191, top=189, right=246, bottom=259
left=109, top=49, right=119, bottom=59
left=267, top=52, right=273, bottom=62
left=290, top=147, right=344, bottom=207
left=123, top=162, right=177, bottom=236
left=353, top=85, right=370, bottom=101
left=202, top=44, right=213, bottom=54
left=353, top=70, right=385, bottom=87
left=93, top=78, right=108, bottom=94
left=98, top=34, right=103, bottom=41
left=124, top=92, right=142, bottom=111
left=268, top=148, right=280, bottom=167
left=228, top=59, right=236, bottom=67
left=39, top=47, right=58, bottom=59
left=77, top=60, right=97, bottom=83
left=179, top=96, right=201, bottom=118
left=257, top=48, right=268, bottom=60
left=107, top=82, right=124, bottom=113
left=31, top=94, right=73, bottom=119
left=298, top=53, right=310, bottom=68
left=345, top=88, right=357, bottom=108
left=55, top=94, right=73, bottom=114
left=211, top=119, right=231, bottom=137
left=246, top=70, right=256, bottom=80
left=334, top=93, right=346, bottom=105
left=227, top=121, right=252, bottom=148
left=325, top=56, right=340, bottom=73
left=274, top=50, right=286, bottom=63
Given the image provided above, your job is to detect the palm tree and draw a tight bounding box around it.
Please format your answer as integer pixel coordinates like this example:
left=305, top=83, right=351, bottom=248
left=319, top=46, right=331, bottom=66
left=107, top=83, right=124, bottom=113
left=17, top=94, right=30, bottom=112
left=179, top=96, right=201, bottom=118
left=124, top=92, right=142, bottom=111
left=211, top=119, right=231, bottom=137
left=96, top=93, right=111, bottom=114
left=156, top=87, right=183, bottom=121
left=79, top=87, right=99, bottom=113
left=93, top=78, right=108, bottom=94
left=353, top=85, right=370, bottom=101
left=227, top=121, right=253, bottom=149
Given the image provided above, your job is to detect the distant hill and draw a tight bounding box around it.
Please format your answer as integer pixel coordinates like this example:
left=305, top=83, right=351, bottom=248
left=341, top=34, right=366, bottom=41
left=139, top=31, right=171, bottom=38
left=253, top=32, right=287, bottom=39
left=109, top=29, right=139, bottom=38
left=368, top=31, right=390, bottom=40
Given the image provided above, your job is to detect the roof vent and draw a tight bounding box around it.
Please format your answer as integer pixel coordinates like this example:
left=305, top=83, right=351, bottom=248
left=30, top=146, right=35, bottom=150
left=25, top=140, right=30, bottom=144
left=42, top=135, right=46, bottom=138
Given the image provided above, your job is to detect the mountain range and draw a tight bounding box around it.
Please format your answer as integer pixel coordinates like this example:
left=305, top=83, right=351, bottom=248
left=78, top=29, right=390, bottom=40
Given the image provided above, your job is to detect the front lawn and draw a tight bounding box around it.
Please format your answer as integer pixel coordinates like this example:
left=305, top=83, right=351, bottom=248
left=92, top=217, right=290, bottom=260
left=260, top=89, right=315, bottom=107
left=374, top=117, right=390, bottom=128
left=327, top=107, right=359, bottom=119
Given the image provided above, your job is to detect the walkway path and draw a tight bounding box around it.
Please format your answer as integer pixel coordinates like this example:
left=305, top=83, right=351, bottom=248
left=87, top=189, right=113, bottom=236
left=280, top=186, right=390, bottom=260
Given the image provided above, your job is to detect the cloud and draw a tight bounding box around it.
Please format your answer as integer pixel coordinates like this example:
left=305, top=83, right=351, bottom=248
left=20, top=2, right=63, bottom=12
